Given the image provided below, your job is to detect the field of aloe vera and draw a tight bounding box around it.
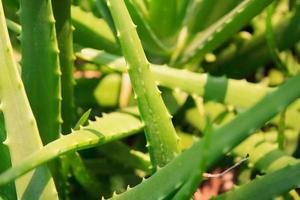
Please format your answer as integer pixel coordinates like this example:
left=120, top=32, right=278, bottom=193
left=1, top=0, right=300, bottom=199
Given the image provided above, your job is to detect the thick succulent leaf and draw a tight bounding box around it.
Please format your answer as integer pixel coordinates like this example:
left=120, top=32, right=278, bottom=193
left=233, top=132, right=298, bottom=173
left=205, top=5, right=300, bottom=78
left=76, top=48, right=300, bottom=130
left=97, top=141, right=151, bottom=173
left=1, top=60, right=300, bottom=200
left=147, top=0, right=178, bottom=38
left=74, top=109, right=92, bottom=130
left=185, top=0, right=242, bottom=34
left=124, top=0, right=174, bottom=56
left=0, top=2, right=58, bottom=198
left=108, top=0, right=180, bottom=169
left=95, top=0, right=117, bottom=36
left=52, top=0, right=75, bottom=134
left=108, top=69, right=300, bottom=199
left=0, top=112, right=143, bottom=186
left=176, top=0, right=274, bottom=66
left=20, top=0, right=62, bottom=145
left=71, top=6, right=120, bottom=54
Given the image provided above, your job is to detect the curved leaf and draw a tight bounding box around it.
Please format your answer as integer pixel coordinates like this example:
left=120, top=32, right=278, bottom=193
left=0, top=112, right=143, bottom=186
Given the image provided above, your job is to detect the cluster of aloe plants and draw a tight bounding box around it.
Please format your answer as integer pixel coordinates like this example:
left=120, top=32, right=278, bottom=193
left=1, top=0, right=300, bottom=199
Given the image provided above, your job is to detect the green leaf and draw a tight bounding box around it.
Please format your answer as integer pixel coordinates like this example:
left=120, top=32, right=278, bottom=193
left=108, top=0, right=180, bottom=169
left=176, top=0, right=274, bottom=66
left=148, top=0, right=178, bottom=38
left=0, top=1, right=58, bottom=198
left=71, top=6, right=120, bottom=54
left=74, top=109, right=92, bottom=130
left=124, top=0, right=174, bottom=56
left=20, top=0, right=61, bottom=145
left=206, top=5, right=300, bottom=78
left=109, top=70, right=300, bottom=200
left=0, top=112, right=143, bottom=187
left=76, top=48, right=300, bottom=130
left=52, top=0, right=75, bottom=134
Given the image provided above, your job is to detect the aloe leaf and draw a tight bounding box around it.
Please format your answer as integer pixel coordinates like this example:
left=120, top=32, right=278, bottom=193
left=2, top=71, right=300, bottom=199
left=180, top=130, right=299, bottom=175
left=170, top=134, right=208, bottom=200
left=171, top=114, right=213, bottom=200
left=76, top=0, right=177, bottom=56
left=148, top=0, right=189, bottom=39
left=20, top=0, right=61, bottom=145
left=176, top=0, right=274, bottom=66
left=178, top=0, right=243, bottom=63
left=213, top=163, right=300, bottom=200
left=67, top=152, right=103, bottom=198
left=74, top=109, right=92, bottom=130
left=108, top=0, right=180, bottom=168
left=76, top=48, right=300, bottom=130
left=71, top=6, right=120, bottom=54
left=265, top=3, right=287, bottom=73
left=20, top=0, right=64, bottom=194
left=0, top=1, right=58, bottom=198
left=147, top=0, right=177, bottom=38
left=109, top=70, right=300, bottom=200
left=234, top=133, right=298, bottom=173
left=185, top=0, right=243, bottom=34
left=64, top=109, right=103, bottom=198
left=199, top=0, right=243, bottom=31
left=206, top=5, right=300, bottom=78
left=184, top=0, right=216, bottom=34
left=176, top=0, right=190, bottom=24
left=181, top=129, right=300, bottom=198
left=97, top=141, right=151, bottom=173
left=189, top=115, right=300, bottom=197
left=95, top=0, right=117, bottom=36
left=124, top=0, right=173, bottom=56
left=0, top=112, right=143, bottom=186
left=52, top=0, right=75, bottom=134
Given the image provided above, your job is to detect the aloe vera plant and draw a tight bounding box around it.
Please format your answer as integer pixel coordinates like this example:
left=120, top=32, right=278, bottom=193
left=1, top=0, right=300, bottom=199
